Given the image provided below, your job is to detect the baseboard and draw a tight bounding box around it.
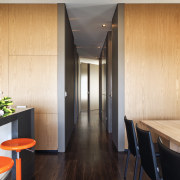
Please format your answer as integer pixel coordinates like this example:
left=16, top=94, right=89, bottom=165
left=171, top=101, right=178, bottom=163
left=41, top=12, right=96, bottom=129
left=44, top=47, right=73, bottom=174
left=35, top=150, right=58, bottom=153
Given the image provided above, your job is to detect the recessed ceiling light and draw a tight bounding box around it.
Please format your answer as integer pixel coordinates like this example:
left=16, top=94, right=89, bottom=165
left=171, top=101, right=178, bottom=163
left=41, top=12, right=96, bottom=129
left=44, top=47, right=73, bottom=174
left=97, top=46, right=101, bottom=49
left=102, top=24, right=106, bottom=27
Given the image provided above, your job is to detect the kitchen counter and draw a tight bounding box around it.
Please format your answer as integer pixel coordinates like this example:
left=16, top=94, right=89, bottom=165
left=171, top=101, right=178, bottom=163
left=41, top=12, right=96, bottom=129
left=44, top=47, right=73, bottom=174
left=0, top=108, right=34, bottom=180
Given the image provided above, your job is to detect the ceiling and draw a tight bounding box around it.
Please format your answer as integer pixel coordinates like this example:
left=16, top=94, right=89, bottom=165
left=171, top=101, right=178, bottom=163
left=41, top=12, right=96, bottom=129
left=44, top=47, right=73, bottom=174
left=66, top=4, right=116, bottom=59
left=80, top=58, right=99, bottom=65
left=1, top=0, right=179, bottom=59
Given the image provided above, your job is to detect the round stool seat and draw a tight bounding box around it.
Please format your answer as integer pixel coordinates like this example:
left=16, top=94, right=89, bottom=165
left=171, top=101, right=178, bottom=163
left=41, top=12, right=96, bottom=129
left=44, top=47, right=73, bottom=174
left=0, top=156, right=14, bottom=174
left=1, top=138, right=36, bottom=151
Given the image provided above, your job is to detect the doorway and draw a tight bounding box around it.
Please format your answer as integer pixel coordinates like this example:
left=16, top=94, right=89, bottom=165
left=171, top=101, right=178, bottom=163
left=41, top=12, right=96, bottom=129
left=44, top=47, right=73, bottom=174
left=80, top=61, right=99, bottom=112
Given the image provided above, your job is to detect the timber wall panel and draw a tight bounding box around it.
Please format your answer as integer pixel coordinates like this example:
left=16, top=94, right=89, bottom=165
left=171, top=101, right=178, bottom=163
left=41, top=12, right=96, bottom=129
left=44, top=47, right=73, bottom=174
left=0, top=5, right=9, bottom=95
left=125, top=4, right=180, bottom=147
left=35, top=114, right=58, bottom=150
left=9, top=56, right=58, bottom=114
left=9, top=4, right=57, bottom=56
left=0, top=4, right=58, bottom=150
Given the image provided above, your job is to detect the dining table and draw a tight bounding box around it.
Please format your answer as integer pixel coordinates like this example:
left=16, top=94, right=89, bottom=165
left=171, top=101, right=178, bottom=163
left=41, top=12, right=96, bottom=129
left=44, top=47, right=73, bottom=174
left=140, top=120, right=180, bottom=153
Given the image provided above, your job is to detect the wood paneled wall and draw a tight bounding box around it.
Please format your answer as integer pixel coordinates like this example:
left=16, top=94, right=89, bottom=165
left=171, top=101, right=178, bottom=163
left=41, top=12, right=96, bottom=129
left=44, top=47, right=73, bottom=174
left=9, top=5, right=57, bottom=56
left=125, top=4, right=180, bottom=147
left=0, top=5, right=9, bottom=95
left=0, top=4, right=58, bottom=150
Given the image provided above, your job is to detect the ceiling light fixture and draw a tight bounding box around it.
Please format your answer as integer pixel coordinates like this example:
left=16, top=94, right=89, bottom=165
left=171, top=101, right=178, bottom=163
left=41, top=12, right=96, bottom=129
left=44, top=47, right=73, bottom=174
left=97, top=46, right=101, bottom=49
left=102, top=24, right=106, bottom=27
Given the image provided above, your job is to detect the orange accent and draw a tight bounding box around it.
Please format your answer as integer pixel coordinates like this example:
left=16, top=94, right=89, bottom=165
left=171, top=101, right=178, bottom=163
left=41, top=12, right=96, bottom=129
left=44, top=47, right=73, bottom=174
left=0, top=156, right=14, bottom=174
left=1, top=138, right=36, bottom=180
left=1, top=138, right=36, bottom=151
left=16, top=158, right=21, bottom=180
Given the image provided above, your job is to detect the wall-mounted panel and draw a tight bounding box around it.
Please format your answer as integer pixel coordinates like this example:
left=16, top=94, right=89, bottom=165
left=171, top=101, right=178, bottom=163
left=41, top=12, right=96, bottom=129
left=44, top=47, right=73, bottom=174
left=0, top=5, right=9, bottom=95
left=9, top=4, right=57, bottom=55
left=9, top=56, right=58, bottom=114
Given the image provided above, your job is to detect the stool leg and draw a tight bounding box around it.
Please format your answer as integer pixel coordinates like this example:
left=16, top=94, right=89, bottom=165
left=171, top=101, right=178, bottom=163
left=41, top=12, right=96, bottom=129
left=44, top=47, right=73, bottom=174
left=16, top=152, right=21, bottom=180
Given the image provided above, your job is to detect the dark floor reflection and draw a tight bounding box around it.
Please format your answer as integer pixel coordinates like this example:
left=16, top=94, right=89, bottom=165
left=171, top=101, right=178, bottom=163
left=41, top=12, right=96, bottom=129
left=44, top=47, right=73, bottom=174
left=31, top=110, right=150, bottom=180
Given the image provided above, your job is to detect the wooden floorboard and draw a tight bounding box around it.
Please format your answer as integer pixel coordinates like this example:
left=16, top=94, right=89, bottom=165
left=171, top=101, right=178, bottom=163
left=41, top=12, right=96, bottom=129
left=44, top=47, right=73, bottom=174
left=8, top=110, right=151, bottom=180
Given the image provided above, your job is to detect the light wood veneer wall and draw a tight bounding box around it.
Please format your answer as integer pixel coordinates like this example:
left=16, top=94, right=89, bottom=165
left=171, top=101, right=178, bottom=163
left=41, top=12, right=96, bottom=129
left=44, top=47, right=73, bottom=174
left=125, top=4, right=180, bottom=147
left=0, top=4, right=58, bottom=150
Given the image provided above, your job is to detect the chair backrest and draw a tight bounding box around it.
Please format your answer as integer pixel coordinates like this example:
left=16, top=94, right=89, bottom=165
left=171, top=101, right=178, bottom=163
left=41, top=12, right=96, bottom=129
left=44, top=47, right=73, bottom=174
left=124, top=117, right=138, bottom=156
left=136, top=126, right=160, bottom=180
left=158, top=137, right=180, bottom=180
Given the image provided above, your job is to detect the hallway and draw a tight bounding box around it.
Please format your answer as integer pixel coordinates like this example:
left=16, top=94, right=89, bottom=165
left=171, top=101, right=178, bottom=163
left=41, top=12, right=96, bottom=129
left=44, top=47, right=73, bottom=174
left=33, top=111, right=149, bottom=180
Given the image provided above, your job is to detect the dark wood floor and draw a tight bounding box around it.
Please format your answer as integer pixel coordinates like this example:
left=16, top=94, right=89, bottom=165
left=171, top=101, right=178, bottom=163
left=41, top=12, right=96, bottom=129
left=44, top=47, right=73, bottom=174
left=33, top=111, right=150, bottom=180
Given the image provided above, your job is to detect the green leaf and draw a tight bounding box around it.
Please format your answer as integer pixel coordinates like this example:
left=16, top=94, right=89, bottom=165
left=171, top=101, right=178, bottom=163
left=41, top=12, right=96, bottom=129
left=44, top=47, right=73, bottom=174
left=0, top=100, right=5, bottom=104
left=4, top=97, right=11, bottom=100
left=6, top=102, right=13, bottom=106
left=3, top=112, right=12, bottom=117
left=11, top=109, right=15, bottom=113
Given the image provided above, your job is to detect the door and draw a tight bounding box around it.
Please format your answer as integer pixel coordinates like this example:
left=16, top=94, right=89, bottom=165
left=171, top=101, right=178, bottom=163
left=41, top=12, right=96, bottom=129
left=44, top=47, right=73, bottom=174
left=102, top=59, right=106, bottom=123
left=90, top=64, right=99, bottom=110
left=80, top=63, right=88, bottom=111
left=80, top=63, right=99, bottom=112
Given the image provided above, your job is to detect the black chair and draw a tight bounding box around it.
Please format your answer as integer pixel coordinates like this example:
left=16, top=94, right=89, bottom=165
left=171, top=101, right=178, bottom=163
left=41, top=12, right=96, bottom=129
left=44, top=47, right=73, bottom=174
left=136, top=126, right=162, bottom=180
left=124, top=116, right=140, bottom=180
left=158, top=137, right=180, bottom=180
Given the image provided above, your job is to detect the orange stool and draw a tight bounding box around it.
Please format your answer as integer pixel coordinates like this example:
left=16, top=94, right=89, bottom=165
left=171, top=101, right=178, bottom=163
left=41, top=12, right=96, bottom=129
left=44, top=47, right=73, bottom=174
left=0, top=156, right=14, bottom=174
left=1, top=138, right=36, bottom=180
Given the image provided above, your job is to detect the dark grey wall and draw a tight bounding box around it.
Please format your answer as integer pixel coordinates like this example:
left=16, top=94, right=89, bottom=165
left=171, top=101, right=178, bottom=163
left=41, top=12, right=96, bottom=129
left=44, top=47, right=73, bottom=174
left=106, top=31, right=112, bottom=133
left=58, top=4, right=66, bottom=152
left=99, top=58, right=102, bottom=119
left=102, top=42, right=107, bottom=126
left=99, top=41, right=107, bottom=125
left=117, top=4, right=125, bottom=152
left=112, top=4, right=125, bottom=151
left=65, top=5, right=76, bottom=148
left=112, top=6, right=118, bottom=150
left=74, top=47, right=79, bottom=124
left=99, top=32, right=112, bottom=132
left=58, top=4, right=77, bottom=152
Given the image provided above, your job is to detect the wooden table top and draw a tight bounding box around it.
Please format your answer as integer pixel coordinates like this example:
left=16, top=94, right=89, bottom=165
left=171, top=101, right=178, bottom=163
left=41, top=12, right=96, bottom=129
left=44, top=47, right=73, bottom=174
left=140, top=120, right=180, bottom=146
